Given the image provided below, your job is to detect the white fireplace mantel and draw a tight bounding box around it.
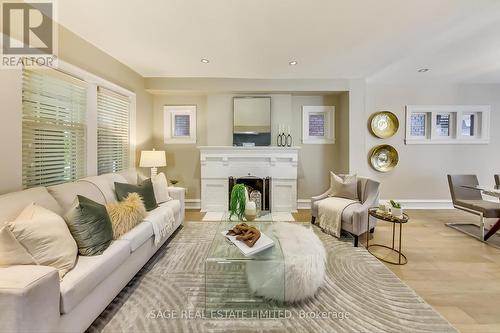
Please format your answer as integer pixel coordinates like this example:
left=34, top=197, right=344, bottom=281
left=198, top=146, right=300, bottom=212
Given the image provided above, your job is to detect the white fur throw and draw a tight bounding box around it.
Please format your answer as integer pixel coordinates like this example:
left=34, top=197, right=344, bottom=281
left=246, top=222, right=326, bottom=303
left=106, top=193, right=147, bottom=239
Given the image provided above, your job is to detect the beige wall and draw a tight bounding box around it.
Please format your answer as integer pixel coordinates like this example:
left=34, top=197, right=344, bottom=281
left=0, top=25, right=153, bottom=194
left=363, top=82, right=500, bottom=200
left=151, top=92, right=350, bottom=200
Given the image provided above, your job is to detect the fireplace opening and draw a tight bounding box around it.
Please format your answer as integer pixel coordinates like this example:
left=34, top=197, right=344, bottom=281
left=228, top=176, right=271, bottom=212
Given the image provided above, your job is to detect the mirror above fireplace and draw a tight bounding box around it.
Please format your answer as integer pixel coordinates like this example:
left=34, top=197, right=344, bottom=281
left=233, top=96, right=271, bottom=146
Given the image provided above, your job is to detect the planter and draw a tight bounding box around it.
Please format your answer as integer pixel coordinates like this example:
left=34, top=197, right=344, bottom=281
left=390, top=207, right=403, bottom=217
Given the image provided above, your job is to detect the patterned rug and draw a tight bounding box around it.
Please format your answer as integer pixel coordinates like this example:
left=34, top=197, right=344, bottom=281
left=87, top=222, right=456, bottom=333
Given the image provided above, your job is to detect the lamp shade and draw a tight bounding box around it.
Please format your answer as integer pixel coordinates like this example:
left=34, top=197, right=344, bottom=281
left=139, top=150, right=166, bottom=168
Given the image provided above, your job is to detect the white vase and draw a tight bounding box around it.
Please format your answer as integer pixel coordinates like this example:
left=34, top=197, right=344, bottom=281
left=245, top=201, right=257, bottom=221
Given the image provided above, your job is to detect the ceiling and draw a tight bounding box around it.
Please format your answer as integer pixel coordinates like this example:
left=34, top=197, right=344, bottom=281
left=58, top=0, right=500, bottom=82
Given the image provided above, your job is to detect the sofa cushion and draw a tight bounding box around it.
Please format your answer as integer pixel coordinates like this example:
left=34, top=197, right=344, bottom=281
left=455, top=199, right=500, bottom=218
left=119, top=221, right=154, bottom=252
left=8, top=204, right=78, bottom=278
left=160, top=199, right=181, bottom=222
left=0, top=187, right=63, bottom=227
left=341, top=202, right=363, bottom=227
left=115, top=179, right=158, bottom=211
left=118, top=169, right=138, bottom=185
left=48, top=181, right=106, bottom=214
left=59, top=240, right=130, bottom=314
left=79, top=173, right=128, bottom=205
left=107, top=193, right=147, bottom=240
left=64, top=196, right=113, bottom=256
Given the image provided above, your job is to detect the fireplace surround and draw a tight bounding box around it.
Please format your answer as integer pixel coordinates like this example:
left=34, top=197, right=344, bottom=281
left=199, top=146, right=299, bottom=212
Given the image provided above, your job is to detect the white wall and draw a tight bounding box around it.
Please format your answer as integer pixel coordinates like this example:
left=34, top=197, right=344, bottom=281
left=152, top=92, right=350, bottom=200
left=361, top=82, right=500, bottom=200
left=0, top=69, right=22, bottom=193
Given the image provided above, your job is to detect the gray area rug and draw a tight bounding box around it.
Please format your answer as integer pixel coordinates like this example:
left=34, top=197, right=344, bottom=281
left=87, top=222, right=456, bottom=333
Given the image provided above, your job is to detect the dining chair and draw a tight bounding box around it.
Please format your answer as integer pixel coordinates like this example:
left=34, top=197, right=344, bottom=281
left=447, top=175, right=500, bottom=241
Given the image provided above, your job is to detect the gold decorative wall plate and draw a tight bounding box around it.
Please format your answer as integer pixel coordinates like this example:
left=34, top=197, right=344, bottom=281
left=370, top=145, right=399, bottom=172
left=369, top=111, right=399, bottom=139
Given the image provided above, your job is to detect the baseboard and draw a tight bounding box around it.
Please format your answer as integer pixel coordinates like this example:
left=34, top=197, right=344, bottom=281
left=185, top=199, right=201, bottom=210
left=188, top=198, right=457, bottom=210
left=297, top=199, right=311, bottom=210
left=380, top=199, right=454, bottom=209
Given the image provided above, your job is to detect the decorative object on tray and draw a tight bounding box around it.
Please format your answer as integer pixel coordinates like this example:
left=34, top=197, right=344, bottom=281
left=277, top=124, right=291, bottom=147
left=229, top=184, right=247, bottom=220
left=249, top=190, right=262, bottom=216
left=370, top=208, right=409, bottom=223
left=169, top=179, right=179, bottom=186
left=390, top=200, right=403, bottom=217
left=226, top=223, right=261, bottom=247
left=369, top=144, right=399, bottom=172
left=223, top=223, right=274, bottom=256
left=369, top=111, right=399, bottom=139
left=245, top=201, right=257, bottom=221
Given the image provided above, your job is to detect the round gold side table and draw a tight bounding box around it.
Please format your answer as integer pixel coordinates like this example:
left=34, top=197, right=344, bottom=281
left=366, top=208, right=409, bottom=265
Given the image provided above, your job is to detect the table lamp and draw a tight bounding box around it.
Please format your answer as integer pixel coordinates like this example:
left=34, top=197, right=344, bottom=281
left=139, top=149, right=166, bottom=177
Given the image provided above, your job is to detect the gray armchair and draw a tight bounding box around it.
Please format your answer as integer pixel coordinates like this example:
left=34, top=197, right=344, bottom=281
left=311, top=176, right=380, bottom=247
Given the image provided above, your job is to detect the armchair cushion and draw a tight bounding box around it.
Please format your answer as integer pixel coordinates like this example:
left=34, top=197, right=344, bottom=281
left=328, top=172, right=358, bottom=201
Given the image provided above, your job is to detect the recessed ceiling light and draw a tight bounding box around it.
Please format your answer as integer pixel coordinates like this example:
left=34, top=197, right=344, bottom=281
left=417, top=68, right=429, bottom=73
left=201, top=58, right=210, bottom=64
left=289, top=60, right=298, bottom=66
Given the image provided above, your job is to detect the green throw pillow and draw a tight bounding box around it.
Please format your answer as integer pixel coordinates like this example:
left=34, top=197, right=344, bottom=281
left=114, top=178, right=158, bottom=211
left=64, top=195, right=113, bottom=256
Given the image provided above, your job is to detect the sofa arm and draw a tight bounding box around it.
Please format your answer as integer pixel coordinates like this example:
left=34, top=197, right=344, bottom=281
left=169, top=187, right=185, bottom=222
left=0, top=266, right=60, bottom=333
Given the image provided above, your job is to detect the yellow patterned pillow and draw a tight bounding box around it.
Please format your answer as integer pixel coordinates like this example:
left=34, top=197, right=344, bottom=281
left=106, top=193, right=147, bottom=239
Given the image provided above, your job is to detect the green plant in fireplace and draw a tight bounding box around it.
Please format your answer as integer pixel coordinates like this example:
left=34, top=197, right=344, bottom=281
left=229, top=184, right=247, bottom=221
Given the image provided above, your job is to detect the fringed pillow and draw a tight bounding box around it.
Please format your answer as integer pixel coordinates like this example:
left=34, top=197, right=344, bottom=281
left=106, top=193, right=147, bottom=239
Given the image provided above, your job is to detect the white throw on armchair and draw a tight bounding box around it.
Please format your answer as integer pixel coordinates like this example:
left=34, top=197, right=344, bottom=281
left=311, top=176, right=380, bottom=247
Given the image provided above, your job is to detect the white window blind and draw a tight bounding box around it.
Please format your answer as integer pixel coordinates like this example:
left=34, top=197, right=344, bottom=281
left=22, top=68, right=87, bottom=189
left=97, top=86, right=130, bottom=175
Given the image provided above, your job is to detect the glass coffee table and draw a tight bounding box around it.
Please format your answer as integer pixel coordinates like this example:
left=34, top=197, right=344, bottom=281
left=205, top=218, right=285, bottom=318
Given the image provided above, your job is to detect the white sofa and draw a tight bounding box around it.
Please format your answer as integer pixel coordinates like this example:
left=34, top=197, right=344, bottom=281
left=0, top=169, right=185, bottom=333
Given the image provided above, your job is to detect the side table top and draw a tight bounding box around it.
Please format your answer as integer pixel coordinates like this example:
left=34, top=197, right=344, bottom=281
left=369, top=207, right=409, bottom=224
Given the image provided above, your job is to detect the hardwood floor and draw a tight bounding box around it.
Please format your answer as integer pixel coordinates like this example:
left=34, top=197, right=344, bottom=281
left=184, top=208, right=500, bottom=332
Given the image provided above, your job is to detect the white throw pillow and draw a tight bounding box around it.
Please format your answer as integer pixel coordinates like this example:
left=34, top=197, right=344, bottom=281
left=328, top=172, right=359, bottom=201
left=8, top=203, right=78, bottom=278
left=151, top=172, right=172, bottom=204
left=0, top=226, right=36, bottom=266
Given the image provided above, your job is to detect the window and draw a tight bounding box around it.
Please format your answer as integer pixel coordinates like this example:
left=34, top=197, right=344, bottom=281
left=302, top=106, right=335, bottom=144
left=97, top=87, right=130, bottom=175
left=405, top=105, right=490, bottom=144
left=164, top=105, right=197, bottom=144
left=22, top=67, right=87, bottom=188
